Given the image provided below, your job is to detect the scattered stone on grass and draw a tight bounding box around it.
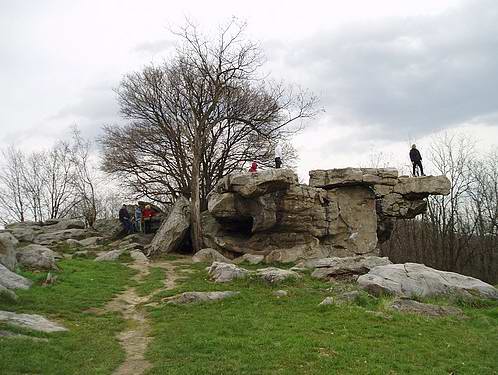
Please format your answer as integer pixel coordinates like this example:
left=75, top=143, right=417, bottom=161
left=0, top=285, right=17, bottom=301
left=130, top=250, right=148, bottom=262
left=319, top=297, right=334, bottom=306
left=78, top=236, right=105, bottom=247
left=0, top=310, right=68, bottom=333
left=0, top=330, right=49, bottom=342
left=255, top=267, right=300, bottom=284
left=273, top=290, right=288, bottom=297
left=192, top=248, right=232, bottom=264
left=358, top=263, right=498, bottom=300
left=166, top=291, right=240, bottom=304
left=208, top=262, right=248, bottom=283
left=390, top=298, right=466, bottom=318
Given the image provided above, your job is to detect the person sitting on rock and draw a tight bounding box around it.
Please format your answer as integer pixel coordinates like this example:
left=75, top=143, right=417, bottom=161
left=409, top=144, right=425, bottom=176
left=248, top=161, right=258, bottom=173
left=118, top=204, right=132, bottom=234
left=142, top=205, right=155, bottom=234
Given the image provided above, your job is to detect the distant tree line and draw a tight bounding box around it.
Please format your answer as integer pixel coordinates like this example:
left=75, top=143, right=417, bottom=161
left=381, top=133, right=498, bottom=283
left=0, top=129, right=121, bottom=227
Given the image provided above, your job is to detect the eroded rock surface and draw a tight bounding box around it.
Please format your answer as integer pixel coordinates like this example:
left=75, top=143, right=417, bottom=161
left=148, top=197, right=190, bottom=255
left=0, top=232, right=19, bottom=271
left=305, top=256, right=392, bottom=280
left=203, top=168, right=450, bottom=262
left=358, top=263, right=498, bottom=300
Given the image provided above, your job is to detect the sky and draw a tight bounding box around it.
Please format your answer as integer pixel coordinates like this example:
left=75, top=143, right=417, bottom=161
left=1, top=0, right=498, bottom=181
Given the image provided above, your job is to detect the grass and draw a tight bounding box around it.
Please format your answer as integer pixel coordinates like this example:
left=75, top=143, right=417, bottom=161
left=0, top=259, right=135, bottom=375
left=136, top=267, right=166, bottom=297
left=144, top=263, right=498, bottom=375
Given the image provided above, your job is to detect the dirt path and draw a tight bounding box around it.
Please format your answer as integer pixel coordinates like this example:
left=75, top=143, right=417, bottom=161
left=103, top=256, right=188, bottom=375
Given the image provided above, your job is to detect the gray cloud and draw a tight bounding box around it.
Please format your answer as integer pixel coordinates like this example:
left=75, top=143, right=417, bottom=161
left=269, top=0, right=498, bottom=141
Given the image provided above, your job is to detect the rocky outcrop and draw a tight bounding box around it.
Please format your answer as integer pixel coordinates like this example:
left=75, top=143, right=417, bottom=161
left=148, top=197, right=190, bottom=255
left=255, top=267, right=300, bottom=283
left=358, top=263, right=498, bottom=300
left=16, top=244, right=59, bottom=270
left=0, top=232, right=19, bottom=271
left=202, top=168, right=450, bottom=262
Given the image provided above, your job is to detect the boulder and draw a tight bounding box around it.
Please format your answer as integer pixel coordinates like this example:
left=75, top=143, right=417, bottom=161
left=0, top=232, right=19, bottom=271
left=358, top=263, right=498, bottom=300
left=192, top=248, right=232, bottom=264
left=0, top=264, right=32, bottom=290
left=34, top=228, right=96, bottom=246
left=4, top=226, right=39, bottom=242
left=390, top=299, right=465, bottom=318
left=78, top=236, right=105, bottom=247
left=95, top=249, right=125, bottom=262
left=130, top=250, right=148, bottom=262
left=306, top=256, right=392, bottom=280
left=66, top=239, right=82, bottom=247
left=148, top=197, right=190, bottom=255
left=0, top=311, right=68, bottom=333
left=255, top=267, right=300, bottom=283
left=207, top=262, right=249, bottom=283
left=48, top=219, right=86, bottom=230
left=16, top=244, right=59, bottom=270
left=166, top=291, right=240, bottom=304
left=236, top=254, right=265, bottom=265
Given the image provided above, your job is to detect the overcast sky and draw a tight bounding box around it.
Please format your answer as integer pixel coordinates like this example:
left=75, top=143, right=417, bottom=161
left=1, top=0, right=497, bottom=180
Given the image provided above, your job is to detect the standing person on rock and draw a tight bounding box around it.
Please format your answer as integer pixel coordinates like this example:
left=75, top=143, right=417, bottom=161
left=142, top=205, right=154, bottom=234
left=134, top=205, right=142, bottom=233
left=410, top=144, right=425, bottom=177
left=119, top=204, right=132, bottom=235
left=274, top=143, right=283, bottom=169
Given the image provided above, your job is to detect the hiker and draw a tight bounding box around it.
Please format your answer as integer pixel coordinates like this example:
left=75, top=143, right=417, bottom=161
left=410, top=144, right=425, bottom=176
left=134, top=205, right=142, bottom=233
left=248, top=161, right=258, bottom=173
left=275, top=143, right=283, bottom=169
left=118, top=204, right=132, bottom=234
left=142, top=204, right=155, bottom=234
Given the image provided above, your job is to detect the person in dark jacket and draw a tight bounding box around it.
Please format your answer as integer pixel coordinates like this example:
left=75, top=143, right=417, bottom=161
left=119, top=204, right=132, bottom=234
left=409, top=144, right=425, bottom=176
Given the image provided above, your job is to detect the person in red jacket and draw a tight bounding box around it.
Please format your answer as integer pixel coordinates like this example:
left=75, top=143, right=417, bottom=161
left=142, top=205, right=155, bottom=234
left=248, top=161, right=258, bottom=173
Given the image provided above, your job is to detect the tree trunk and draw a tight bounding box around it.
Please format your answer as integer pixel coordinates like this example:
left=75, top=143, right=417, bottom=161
left=190, top=140, right=203, bottom=253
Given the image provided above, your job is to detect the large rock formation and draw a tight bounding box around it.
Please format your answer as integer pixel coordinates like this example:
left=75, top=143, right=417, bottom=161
left=202, top=168, right=450, bottom=262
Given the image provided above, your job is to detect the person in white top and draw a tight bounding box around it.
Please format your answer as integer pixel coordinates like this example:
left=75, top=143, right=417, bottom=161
left=274, top=143, right=283, bottom=169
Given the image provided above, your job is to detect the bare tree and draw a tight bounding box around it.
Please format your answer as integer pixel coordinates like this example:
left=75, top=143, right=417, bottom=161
left=101, top=20, right=318, bottom=252
left=0, top=147, right=28, bottom=223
